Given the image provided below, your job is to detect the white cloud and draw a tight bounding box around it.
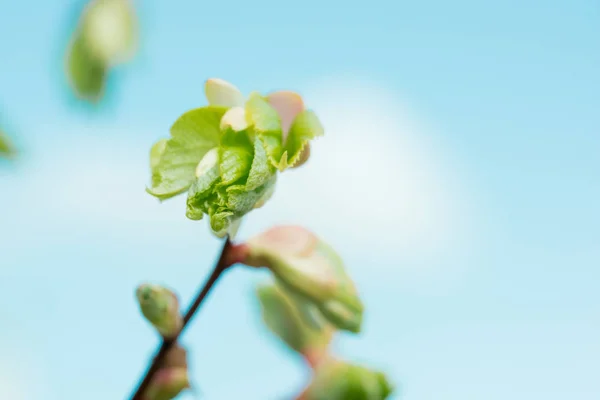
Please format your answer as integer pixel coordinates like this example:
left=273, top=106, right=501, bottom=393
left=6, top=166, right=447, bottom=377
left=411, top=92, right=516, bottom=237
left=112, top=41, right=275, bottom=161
left=247, top=78, right=474, bottom=282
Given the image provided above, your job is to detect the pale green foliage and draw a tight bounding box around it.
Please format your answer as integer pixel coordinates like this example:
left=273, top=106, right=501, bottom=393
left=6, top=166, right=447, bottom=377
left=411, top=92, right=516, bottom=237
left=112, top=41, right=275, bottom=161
left=256, top=283, right=333, bottom=355
left=305, top=360, right=394, bottom=400
left=245, top=226, right=364, bottom=333
left=146, top=79, right=323, bottom=237
left=144, top=344, right=191, bottom=400
left=65, top=0, right=138, bottom=102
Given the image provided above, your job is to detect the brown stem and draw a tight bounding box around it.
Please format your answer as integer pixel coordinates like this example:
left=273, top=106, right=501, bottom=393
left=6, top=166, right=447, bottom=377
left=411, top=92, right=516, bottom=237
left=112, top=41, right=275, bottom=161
left=129, top=237, right=234, bottom=400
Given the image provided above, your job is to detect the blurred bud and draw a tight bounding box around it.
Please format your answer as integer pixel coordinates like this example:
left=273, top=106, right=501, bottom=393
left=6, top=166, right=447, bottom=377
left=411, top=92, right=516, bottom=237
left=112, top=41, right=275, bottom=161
left=257, top=282, right=333, bottom=361
left=144, top=345, right=191, bottom=400
left=302, top=360, right=394, bottom=400
left=244, top=226, right=364, bottom=333
left=205, top=78, right=245, bottom=108
left=144, top=368, right=190, bottom=400
left=136, top=284, right=183, bottom=339
left=82, top=0, right=138, bottom=65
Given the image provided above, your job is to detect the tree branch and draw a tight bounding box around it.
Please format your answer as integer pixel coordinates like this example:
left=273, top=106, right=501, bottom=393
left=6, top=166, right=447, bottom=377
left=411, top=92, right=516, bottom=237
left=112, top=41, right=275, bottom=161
left=129, top=237, right=234, bottom=400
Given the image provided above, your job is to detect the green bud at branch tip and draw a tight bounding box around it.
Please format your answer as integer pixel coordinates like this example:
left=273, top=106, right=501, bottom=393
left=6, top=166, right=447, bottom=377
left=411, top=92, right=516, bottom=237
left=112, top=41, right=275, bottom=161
left=135, top=283, right=183, bottom=339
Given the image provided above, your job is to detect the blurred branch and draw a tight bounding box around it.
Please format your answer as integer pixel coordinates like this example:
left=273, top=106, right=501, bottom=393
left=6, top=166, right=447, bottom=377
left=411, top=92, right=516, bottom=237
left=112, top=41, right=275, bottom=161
left=129, top=237, right=234, bottom=400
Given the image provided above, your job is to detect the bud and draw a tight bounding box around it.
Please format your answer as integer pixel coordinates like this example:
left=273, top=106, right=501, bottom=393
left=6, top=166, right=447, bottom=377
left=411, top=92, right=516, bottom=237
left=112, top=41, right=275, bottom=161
left=136, top=284, right=183, bottom=339
left=244, top=226, right=364, bottom=333
left=144, top=344, right=191, bottom=400
left=220, top=106, right=249, bottom=132
left=204, top=78, right=245, bottom=108
left=302, top=360, right=394, bottom=400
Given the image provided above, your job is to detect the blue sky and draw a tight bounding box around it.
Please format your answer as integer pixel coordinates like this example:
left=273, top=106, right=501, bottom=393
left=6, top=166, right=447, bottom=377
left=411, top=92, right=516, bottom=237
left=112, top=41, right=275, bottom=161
left=0, top=0, right=599, bottom=399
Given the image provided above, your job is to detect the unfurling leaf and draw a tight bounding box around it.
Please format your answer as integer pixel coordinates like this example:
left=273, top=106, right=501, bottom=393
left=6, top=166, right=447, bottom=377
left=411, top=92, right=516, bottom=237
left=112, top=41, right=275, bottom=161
left=257, top=282, right=333, bottom=357
left=144, top=344, right=191, bottom=400
left=65, top=34, right=107, bottom=102
left=302, top=360, right=394, bottom=400
left=65, top=0, right=138, bottom=102
left=244, top=226, right=364, bottom=333
left=136, top=283, right=182, bottom=339
left=147, top=78, right=324, bottom=237
left=147, top=106, right=227, bottom=200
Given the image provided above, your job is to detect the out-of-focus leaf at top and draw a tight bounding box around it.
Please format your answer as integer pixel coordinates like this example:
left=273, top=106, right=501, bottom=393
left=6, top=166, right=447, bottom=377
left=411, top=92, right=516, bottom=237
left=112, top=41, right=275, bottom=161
left=65, top=34, right=107, bottom=102
left=64, top=0, right=138, bottom=103
left=81, top=0, right=138, bottom=65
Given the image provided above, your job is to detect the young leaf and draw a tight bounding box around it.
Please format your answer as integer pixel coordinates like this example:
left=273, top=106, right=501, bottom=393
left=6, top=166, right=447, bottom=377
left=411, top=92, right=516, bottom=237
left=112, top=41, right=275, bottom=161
left=218, top=129, right=253, bottom=186
left=282, top=110, right=324, bottom=169
left=245, top=92, right=283, bottom=167
left=256, top=282, right=333, bottom=357
left=266, top=91, right=305, bottom=137
left=65, top=33, right=107, bottom=102
left=147, top=106, right=227, bottom=200
left=244, top=226, right=364, bottom=333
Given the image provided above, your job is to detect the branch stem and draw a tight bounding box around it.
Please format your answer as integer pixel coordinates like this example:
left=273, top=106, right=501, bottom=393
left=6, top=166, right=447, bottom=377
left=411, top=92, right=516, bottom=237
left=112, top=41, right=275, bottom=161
left=129, top=237, right=233, bottom=400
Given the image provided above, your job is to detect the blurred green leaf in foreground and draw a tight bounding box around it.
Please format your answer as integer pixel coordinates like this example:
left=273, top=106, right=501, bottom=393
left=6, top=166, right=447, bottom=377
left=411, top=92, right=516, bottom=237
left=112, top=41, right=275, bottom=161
left=65, top=0, right=138, bottom=103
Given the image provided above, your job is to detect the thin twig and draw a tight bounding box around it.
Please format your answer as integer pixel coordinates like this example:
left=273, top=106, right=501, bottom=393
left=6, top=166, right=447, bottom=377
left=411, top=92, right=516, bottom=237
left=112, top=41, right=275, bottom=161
left=129, top=237, right=233, bottom=400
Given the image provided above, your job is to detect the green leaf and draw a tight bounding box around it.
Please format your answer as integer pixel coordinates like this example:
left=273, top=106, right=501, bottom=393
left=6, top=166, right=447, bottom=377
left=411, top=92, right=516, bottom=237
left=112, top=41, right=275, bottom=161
left=282, top=110, right=324, bottom=168
left=225, top=175, right=276, bottom=213
left=256, top=282, right=332, bottom=356
left=245, top=92, right=283, bottom=167
left=150, top=139, right=168, bottom=170
left=185, top=158, right=220, bottom=221
left=246, top=136, right=273, bottom=190
left=65, top=33, right=107, bottom=102
left=147, top=106, right=227, bottom=200
left=218, top=130, right=253, bottom=186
